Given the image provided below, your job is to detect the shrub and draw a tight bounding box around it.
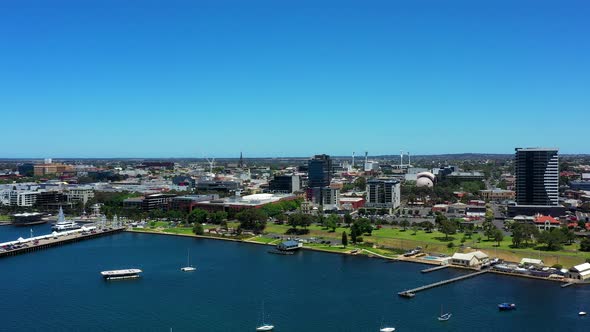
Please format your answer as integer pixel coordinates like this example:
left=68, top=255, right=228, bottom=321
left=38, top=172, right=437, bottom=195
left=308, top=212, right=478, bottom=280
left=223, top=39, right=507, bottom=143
left=551, top=264, right=563, bottom=270
left=447, top=242, right=455, bottom=248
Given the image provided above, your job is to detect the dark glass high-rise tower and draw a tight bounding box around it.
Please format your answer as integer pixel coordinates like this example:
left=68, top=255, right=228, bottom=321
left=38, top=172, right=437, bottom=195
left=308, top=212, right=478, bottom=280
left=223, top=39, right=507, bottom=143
left=307, top=154, right=332, bottom=188
left=515, top=148, right=559, bottom=206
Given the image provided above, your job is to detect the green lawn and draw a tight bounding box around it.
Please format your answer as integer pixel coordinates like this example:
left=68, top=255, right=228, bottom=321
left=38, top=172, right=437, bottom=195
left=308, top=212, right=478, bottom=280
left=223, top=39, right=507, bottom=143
left=262, top=223, right=590, bottom=267
left=0, top=215, right=11, bottom=221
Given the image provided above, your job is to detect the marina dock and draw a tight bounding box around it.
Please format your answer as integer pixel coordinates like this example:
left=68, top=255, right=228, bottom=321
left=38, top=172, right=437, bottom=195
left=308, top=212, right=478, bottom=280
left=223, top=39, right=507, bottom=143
left=0, top=227, right=125, bottom=258
left=398, top=270, right=488, bottom=298
left=421, top=265, right=449, bottom=273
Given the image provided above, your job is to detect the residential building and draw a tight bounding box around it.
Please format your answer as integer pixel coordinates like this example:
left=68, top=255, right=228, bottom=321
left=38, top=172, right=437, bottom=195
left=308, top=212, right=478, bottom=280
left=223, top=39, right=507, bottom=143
left=366, top=179, right=401, bottom=211
left=66, top=186, right=95, bottom=205
left=515, top=148, right=559, bottom=206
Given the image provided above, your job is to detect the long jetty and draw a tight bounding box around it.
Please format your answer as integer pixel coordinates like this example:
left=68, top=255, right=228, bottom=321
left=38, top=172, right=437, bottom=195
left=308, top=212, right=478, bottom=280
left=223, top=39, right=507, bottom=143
left=421, top=265, right=449, bottom=273
left=398, top=270, right=488, bottom=298
left=0, top=227, right=125, bottom=258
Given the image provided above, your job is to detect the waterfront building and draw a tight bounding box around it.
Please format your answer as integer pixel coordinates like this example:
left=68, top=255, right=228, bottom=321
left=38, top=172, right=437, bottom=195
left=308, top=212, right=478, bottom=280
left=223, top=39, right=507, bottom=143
left=366, top=179, right=401, bottom=211
left=339, top=197, right=365, bottom=210
left=566, top=263, right=590, bottom=281
left=450, top=251, right=489, bottom=267
left=308, top=154, right=332, bottom=188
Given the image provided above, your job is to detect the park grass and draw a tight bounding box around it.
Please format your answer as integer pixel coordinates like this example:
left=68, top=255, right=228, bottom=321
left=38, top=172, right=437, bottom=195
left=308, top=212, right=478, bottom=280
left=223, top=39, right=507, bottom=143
left=262, top=223, right=590, bottom=266
left=0, top=215, right=11, bottom=221
left=161, top=227, right=194, bottom=235
left=247, top=236, right=276, bottom=244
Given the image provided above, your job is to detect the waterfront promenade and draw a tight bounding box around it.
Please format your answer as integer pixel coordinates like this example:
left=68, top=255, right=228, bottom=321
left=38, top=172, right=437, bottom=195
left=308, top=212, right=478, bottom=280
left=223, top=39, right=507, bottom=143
left=0, top=227, right=125, bottom=258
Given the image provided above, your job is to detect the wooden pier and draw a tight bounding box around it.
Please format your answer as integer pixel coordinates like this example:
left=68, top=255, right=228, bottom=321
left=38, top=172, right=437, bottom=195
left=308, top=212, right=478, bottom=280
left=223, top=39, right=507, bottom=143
left=0, top=227, right=125, bottom=258
left=398, top=270, right=488, bottom=298
left=421, top=265, right=449, bottom=273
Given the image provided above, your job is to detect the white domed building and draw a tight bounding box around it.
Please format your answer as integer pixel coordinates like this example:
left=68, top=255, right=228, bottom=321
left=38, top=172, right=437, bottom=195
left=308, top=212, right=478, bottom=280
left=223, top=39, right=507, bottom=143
left=416, top=172, right=435, bottom=188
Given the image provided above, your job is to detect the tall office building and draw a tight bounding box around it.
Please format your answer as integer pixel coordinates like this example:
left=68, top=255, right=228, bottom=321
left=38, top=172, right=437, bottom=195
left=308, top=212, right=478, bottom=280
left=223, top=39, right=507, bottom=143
left=514, top=148, right=559, bottom=206
left=308, top=154, right=332, bottom=188
left=366, top=179, right=401, bottom=210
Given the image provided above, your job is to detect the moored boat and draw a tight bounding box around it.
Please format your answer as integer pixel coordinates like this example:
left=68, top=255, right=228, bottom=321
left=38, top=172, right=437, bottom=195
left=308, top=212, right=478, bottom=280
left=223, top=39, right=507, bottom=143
left=498, top=303, right=516, bottom=311
left=379, top=328, right=395, bottom=332
left=101, top=269, right=142, bottom=280
left=579, top=311, right=587, bottom=316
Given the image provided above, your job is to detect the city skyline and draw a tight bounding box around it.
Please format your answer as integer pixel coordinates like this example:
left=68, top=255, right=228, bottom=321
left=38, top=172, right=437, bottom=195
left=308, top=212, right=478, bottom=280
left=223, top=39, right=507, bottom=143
left=1, top=0, right=589, bottom=157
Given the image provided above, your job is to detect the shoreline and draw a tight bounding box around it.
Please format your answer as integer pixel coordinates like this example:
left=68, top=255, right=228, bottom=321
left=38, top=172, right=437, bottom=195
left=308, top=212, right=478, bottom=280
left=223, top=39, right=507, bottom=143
left=125, top=229, right=579, bottom=285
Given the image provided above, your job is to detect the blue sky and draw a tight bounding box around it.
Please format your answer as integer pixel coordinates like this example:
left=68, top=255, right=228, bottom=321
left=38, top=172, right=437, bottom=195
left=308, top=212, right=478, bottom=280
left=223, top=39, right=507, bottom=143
left=1, top=0, right=588, bottom=158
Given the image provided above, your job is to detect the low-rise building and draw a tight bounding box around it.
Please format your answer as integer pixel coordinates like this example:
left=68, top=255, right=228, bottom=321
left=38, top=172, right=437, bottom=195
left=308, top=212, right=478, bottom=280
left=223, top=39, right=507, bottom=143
left=451, top=251, right=489, bottom=267
left=479, top=189, right=516, bottom=202
left=533, top=215, right=561, bottom=231
left=566, top=263, right=590, bottom=281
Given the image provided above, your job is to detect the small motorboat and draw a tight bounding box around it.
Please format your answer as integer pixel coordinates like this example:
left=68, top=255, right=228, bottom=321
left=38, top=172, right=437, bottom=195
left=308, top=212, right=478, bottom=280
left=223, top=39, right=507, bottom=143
left=256, top=325, right=274, bottom=331
left=438, top=305, right=451, bottom=321
left=579, top=311, right=587, bottom=316
left=498, top=303, right=516, bottom=311
left=438, top=313, right=452, bottom=321
left=379, top=328, right=395, bottom=332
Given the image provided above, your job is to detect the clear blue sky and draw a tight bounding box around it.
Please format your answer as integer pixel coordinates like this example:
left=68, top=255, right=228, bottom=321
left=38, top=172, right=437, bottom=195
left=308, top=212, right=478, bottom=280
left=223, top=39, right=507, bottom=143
left=1, top=0, right=589, bottom=158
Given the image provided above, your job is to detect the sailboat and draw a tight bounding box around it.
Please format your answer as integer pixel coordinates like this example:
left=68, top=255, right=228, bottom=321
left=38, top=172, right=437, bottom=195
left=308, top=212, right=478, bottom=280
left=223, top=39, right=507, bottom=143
left=438, top=305, right=452, bottom=321
left=256, top=301, right=274, bottom=331
left=180, top=249, right=196, bottom=272
left=379, top=317, right=395, bottom=331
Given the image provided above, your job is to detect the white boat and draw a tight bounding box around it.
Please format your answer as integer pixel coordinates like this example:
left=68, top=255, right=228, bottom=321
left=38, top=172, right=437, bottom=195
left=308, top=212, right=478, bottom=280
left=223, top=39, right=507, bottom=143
left=579, top=311, right=587, bottom=316
left=379, top=328, right=395, bottom=332
left=438, top=305, right=452, bottom=321
left=256, top=301, right=273, bottom=331
left=51, top=207, right=81, bottom=232
left=101, top=269, right=142, bottom=280
left=180, top=249, right=196, bottom=272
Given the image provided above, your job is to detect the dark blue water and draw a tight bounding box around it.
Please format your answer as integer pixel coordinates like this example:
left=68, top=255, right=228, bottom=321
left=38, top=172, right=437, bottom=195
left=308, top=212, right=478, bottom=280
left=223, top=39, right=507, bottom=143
left=1, top=230, right=589, bottom=331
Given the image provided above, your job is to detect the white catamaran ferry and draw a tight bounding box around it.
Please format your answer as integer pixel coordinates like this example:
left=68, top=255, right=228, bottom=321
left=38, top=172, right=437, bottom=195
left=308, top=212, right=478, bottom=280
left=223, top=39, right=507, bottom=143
left=51, top=207, right=81, bottom=232
left=100, top=269, right=143, bottom=280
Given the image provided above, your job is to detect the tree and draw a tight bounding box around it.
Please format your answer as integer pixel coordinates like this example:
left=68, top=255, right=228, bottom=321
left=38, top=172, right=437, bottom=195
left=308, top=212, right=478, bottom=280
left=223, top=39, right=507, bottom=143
left=538, top=228, right=566, bottom=251
left=187, top=209, right=209, bottom=224
left=192, top=223, right=204, bottom=235
left=325, top=214, right=339, bottom=232
left=522, top=223, right=540, bottom=246
left=483, top=221, right=495, bottom=241
left=411, top=225, right=419, bottom=235
left=439, top=220, right=457, bottom=241
left=580, top=238, right=590, bottom=252
left=423, top=222, right=434, bottom=233
left=210, top=211, right=228, bottom=224
left=560, top=227, right=576, bottom=245
left=341, top=231, right=348, bottom=247
left=350, top=228, right=358, bottom=244
left=236, top=209, right=268, bottom=234
left=344, top=213, right=353, bottom=226
left=435, top=213, right=448, bottom=225
left=492, top=228, right=504, bottom=247
left=400, top=219, right=410, bottom=231
left=511, top=223, right=524, bottom=248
